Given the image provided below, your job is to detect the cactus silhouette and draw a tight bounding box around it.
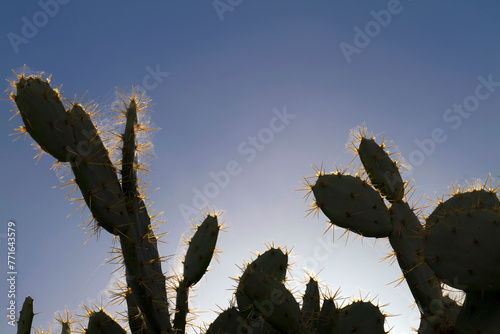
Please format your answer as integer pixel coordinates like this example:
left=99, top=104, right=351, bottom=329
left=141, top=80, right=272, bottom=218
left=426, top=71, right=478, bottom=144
left=8, top=70, right=500, bottom=333
left=300, top=126, right=500, bottom=333
left=9, top=70, right=221, bottom=334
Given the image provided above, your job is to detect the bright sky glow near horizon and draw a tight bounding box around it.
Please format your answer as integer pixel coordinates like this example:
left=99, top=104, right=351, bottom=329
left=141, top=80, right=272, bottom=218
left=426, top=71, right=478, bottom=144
left=1, top=1, right=500, bottom=333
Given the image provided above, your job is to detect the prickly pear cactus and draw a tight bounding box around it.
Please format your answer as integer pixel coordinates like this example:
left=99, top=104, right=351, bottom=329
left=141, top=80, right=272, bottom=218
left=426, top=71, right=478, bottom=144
left=8, top=69, right=223, bottom=334
left=208, top=245, right=388, bottom=334
left=8, top=68, right=500, bottom=333
left=304, top=125, right=500, bottom=333
left=10, top=69, right=389, bottom=334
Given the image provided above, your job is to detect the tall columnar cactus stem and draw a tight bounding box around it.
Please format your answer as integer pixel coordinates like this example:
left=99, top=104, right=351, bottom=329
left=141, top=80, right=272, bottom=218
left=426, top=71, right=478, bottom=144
left=114, top=92, right=171, bottom=333
left=17, top=296, right=34, bottom=334
left=119, top=96, right=147, bottom=223
left=119, top=231, right=170, bottom=333
left=72, top=91, right=170, bottom=332
left=116, top=203, right=169, bottom=333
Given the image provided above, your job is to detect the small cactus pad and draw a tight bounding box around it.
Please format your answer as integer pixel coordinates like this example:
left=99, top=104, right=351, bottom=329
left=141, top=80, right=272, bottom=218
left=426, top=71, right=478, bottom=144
left=243, top=247, right=288, bottom=281
left=338, top=301, right=386, bottom=333
left=206, top=307, right=249, bottom=334
left=14, top=76, right=76, bottom=162
left=240, top=270, right=302, bottom=333
left=302, top=277, right=320, bottom=334
left=86, top=310, right=127, bottom=334
left=183, top=214, right=220, bottom=287
left=236, top=247, right=288, bottom=319
left=425, top=208, right=500, bottom=292
left=357, top=137, right=404, bottom=202
left=207, top=307, right=278, bottom=333
left=312, top=173, right=392, bottom=237
left=317, top=298, right=339, bottom=334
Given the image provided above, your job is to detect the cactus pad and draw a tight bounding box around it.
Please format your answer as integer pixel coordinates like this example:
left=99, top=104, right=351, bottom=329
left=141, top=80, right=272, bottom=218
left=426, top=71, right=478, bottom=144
left=338, top=301, right=386, bottom=333
left=357, top=137, right=404, bottom=202
left=312, top=173, right=392, bottom=237
left=183, top=214, right=220, bottom=287
left=425, top=208, right=500, bottom=292
left=13, top=76, right=76, bottom=162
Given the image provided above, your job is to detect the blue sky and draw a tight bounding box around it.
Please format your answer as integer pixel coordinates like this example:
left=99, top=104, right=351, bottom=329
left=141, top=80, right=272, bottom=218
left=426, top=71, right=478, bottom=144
left=2, top=1, right=500, bottom=333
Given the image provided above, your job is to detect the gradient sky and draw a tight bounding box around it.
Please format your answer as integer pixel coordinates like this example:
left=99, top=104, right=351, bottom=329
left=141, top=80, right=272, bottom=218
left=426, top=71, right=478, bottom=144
left=2, top=1, right=500, bottom=333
